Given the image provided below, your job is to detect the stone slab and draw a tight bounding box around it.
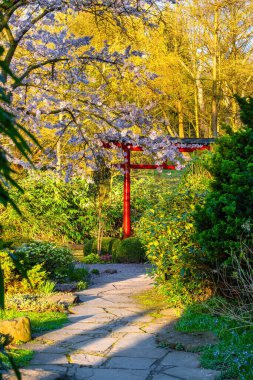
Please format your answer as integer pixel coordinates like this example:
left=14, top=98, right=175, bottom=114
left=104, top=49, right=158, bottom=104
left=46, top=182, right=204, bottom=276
left=114, top=325, right=144, bottom=333
left=74, top=337, right=117, bottom=352
left=70, top=353, right=107, bottom=366
left=114, top=333, right=158, bottom=349
left=109, top=347, right=168, bottom=358
left=105, top=356, right=156, bottom=369
left=152, top=375, right=183, bottom=380
left=38, top=332, right=94, bottom=344
left=26, top=365, right=69, bottom=373
left=18, top=343, right=67, bottom=353
left=160, top=351, right=200, bottom=368
left=75, top=368, right=150, bottom=380
left=164, top=366, right=220, bottom=380
left=4, top=369, right=65, bottom=380
left=29, top=353, right=68, bottom=365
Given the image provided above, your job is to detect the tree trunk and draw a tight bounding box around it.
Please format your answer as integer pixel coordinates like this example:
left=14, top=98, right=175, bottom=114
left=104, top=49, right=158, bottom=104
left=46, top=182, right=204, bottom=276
left=196, top=64, right=208, bottom=137
left=194, top=84, right=200, bottom=138
left=56, top=139, right=61, bottom=174
left=177, top=98, right=184, bottom=137
left=211, top=4, right=219, bottom=138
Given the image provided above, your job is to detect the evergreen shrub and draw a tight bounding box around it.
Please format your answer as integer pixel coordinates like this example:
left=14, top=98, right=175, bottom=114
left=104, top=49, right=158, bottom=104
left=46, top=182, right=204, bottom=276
left=84, top=237, right=117, bottom=256
left=194, top=96, right=253, bottom=270
left=14, top=242, right=74, bottom=281
left=83, top=239, right=94, bottom=256
left=0, top=251, right=54, bottom=294
left=112, top=237, right=145, bottom=263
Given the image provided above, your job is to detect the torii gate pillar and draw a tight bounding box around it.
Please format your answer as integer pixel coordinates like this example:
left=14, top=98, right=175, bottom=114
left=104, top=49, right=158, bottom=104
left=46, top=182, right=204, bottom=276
left=123, top=149, right=131, bottom=239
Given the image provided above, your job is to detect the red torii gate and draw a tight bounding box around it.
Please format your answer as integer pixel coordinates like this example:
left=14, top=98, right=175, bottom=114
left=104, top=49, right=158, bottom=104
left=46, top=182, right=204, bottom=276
left=103, top=138, right=214, bottom=239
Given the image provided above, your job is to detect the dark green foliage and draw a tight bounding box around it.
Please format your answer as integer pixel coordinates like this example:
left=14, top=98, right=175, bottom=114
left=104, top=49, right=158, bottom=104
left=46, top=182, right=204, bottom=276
left=82, top=253, right=102, bottom=264
left=91, top=269, right=100, bottom=275
left=91, top=237, right=117, bottom=255
left=0, top=174, right=98, bottom=244
left=136, top=158, right=211, bottom=305
left=111, top=238, right=121, bottom=256
left=84, top=237, right=119, bottom=256
left=194, top=97, right=253, bottom=268
left=0, top=172, right=177, bottom=244
left=14, top=242, right=74, bottom=281
left=113, top=237, right=145, bottom=263
left=68, top=267, right=89, bottom=282
left=83, top=239, right=94, bottom=256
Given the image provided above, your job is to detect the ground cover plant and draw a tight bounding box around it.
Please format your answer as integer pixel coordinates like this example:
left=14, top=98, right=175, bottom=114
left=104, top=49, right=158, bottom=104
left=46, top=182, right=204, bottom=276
left=176, top=300, right=253, bottom=380
left=0, top=348, right=34, bottom=371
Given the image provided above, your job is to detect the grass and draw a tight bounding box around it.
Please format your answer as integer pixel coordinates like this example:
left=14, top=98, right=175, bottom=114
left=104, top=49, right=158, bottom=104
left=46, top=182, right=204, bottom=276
left=0, top=349, right=34, bottom=368
left=176, top=300, right=253, bottom=380
left=0, top=309, right=68, bottom=371
left=0, top=310, right=68, bottom=333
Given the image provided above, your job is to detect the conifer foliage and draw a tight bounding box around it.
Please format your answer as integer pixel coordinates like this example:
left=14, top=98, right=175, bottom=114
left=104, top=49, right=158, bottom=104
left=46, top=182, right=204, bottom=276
left=194, top=96, right=253, bottom=266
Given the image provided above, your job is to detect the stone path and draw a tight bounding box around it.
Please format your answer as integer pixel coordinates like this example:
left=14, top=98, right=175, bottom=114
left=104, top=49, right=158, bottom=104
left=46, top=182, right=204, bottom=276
left=10, top=264, right=220, bottom=380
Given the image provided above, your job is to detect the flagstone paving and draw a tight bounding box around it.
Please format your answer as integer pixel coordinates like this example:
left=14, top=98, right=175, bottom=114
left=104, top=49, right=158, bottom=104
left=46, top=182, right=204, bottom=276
left=9, top=264, right=220, bottom=380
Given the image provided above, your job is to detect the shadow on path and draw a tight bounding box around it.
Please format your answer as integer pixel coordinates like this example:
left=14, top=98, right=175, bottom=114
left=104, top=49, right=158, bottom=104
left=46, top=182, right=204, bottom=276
left=11, top=264, right=220, bottom=380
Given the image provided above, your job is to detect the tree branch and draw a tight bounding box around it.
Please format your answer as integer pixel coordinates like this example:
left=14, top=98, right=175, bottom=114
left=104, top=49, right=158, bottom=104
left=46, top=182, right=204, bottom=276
left=14, top=55, right=120, bottom=88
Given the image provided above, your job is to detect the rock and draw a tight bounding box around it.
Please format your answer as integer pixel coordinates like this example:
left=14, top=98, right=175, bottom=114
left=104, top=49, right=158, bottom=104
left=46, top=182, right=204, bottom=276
left=157, top=327, right=218, bottom=351
left=54, top=283, right=78, bottom=292
left=104, top=269, right=118, bottom=274
left=0, top=317, right=31, bottom=343
left=47, top=293, right=80, bottom=308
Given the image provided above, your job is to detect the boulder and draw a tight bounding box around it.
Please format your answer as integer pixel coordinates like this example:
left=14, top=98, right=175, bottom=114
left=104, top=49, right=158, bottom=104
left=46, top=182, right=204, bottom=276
left=55, top=283, right=78, bottom=292
left=47, top=293, right=80, bottom=308
left=0, top=317, right=31, bottom=343
left=104, top=269, right=117, bottom=274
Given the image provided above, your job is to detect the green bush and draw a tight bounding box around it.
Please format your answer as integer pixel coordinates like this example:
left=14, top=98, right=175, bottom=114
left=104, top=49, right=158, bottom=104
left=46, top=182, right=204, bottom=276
left=84, top=237, right=118, bottom=256
left=14, top=241, right=74, bottom=281
left=0, top=173, right=97, bottom=243
left=113, top=237, right=145, bottom=263
left=0, top=251, right=54, bottom=294
left=0, top=171, right=177, bottom=244
left=111, top=238, right=121, bottom=257
left=82, top=253, right=102, bottom=264
left=194, top=96, right=253, bottom=272
left=83, top=239, right=94, bottom=256
left=68, top=267, right=89, bottom=282
left=136, top=158, right=211, bottom=306
left=0, top=251, right=19, bottom=289
left=91, top=237, right=117, bottom=255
